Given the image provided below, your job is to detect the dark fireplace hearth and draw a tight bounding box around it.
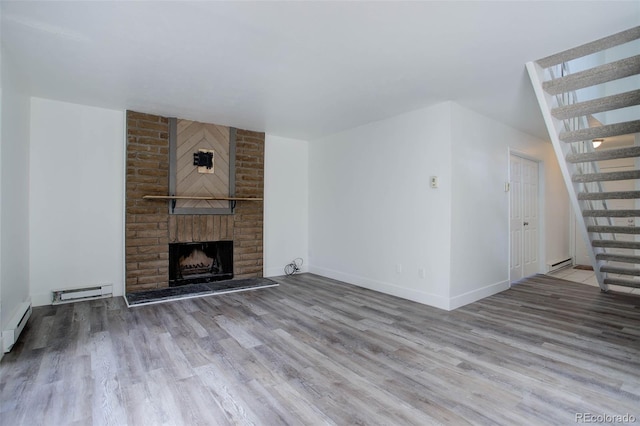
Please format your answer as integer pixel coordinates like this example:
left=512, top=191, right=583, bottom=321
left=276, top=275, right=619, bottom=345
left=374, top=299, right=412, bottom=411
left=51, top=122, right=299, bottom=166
left=169, top=241, right=233, bottom=286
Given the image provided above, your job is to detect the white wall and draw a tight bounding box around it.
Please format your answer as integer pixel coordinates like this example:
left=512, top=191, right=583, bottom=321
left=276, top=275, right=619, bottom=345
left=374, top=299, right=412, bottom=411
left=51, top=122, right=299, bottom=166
left=449, top=103, right=569, bottom=308
left=307, top=102, right=569, bottom=310
left=0, top=47, right=31, bottom=335
left=29, top=98, right=125, bottom=306
left=0, top=89, right=570, bottom=314
left=264, top=135, right=309, bottom=277
left=309, top=103, right=453, bottom=309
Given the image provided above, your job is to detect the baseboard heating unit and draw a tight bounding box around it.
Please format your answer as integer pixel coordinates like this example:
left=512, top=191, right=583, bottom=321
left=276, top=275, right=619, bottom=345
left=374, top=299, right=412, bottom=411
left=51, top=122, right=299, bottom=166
left=2, top=301, right=32, bottom=353
left=547, top=258, right=573, bottom=273
left=52, top=283, right=113, bottom=305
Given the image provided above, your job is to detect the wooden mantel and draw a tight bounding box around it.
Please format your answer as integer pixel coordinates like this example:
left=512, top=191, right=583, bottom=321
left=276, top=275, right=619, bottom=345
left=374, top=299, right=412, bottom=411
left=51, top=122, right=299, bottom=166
left=142, top=195, right=263, bottom=201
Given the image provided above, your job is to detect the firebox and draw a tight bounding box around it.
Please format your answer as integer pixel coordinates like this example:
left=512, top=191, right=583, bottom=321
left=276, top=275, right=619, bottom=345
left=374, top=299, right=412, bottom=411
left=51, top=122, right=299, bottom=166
left=169, top=241, right=233, bottom=286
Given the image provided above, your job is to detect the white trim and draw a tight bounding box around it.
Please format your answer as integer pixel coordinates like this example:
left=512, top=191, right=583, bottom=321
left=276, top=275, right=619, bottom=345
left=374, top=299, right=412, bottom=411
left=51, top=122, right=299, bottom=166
left=569, top=203, right=577, bottom=264
left=31, top=292, right=52, bottom=307
left=2, top=300, right=32, bottom=353
left=508, top=149, right=545, bottom=284
left=508, top=148, right=540, bottom=163
left=448, top=280, right=510, bottom=310
left=538, top=160, right=547, bottom=275
left=122, top=111, right=128, bottom=299
left=309, top=265, right=450, bottom=311
left=264, top=265, right=308, bottom=278
left=264, top=267, right=284, bottom=277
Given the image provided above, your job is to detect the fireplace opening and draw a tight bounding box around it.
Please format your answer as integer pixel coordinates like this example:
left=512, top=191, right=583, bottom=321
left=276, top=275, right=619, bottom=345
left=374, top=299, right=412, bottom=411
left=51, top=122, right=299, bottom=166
left=169, top=241, right=233, bottom=286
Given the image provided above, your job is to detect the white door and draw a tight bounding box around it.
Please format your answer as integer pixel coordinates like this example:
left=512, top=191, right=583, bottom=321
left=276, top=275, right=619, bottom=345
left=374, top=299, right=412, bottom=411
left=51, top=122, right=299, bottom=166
left=510, top=154, right=539, bottom=282
left=510, top=155, right=524, bottom=282
left=522, top=158, right=539, bottom=277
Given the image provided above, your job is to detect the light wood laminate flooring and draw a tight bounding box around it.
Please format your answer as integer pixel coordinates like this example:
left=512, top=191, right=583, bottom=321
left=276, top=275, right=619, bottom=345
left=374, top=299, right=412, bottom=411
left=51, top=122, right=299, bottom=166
left=1, top=273, right=639, bottom=425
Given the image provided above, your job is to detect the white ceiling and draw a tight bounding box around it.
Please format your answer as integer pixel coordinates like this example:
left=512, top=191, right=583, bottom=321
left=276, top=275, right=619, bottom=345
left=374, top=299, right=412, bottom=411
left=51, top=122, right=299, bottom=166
left=1, top=1, right=638, bottom=141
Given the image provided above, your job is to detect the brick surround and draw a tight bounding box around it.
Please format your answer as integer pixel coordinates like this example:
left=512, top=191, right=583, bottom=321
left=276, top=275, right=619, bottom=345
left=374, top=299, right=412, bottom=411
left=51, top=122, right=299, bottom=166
left=125, top=111, right=264, bottom=293
left=233, top=130, right=265, bottom=278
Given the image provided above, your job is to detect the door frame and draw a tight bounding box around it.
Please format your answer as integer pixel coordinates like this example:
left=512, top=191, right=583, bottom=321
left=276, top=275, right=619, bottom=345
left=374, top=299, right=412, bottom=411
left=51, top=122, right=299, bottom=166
left=508, top=149, right=545, bottom=285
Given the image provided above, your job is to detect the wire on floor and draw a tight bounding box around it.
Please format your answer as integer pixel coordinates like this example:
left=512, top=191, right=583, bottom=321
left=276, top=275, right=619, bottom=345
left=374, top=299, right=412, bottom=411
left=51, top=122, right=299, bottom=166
left=284, top=258, right=303, bottom=276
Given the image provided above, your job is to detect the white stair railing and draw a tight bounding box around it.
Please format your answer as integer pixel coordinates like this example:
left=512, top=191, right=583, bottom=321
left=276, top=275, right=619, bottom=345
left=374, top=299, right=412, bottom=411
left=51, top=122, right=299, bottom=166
left=549, top=63, right=618, bottom=240
left=528, top=26, right=640, bottom=292
left=526, top=61, right=608, bottom=291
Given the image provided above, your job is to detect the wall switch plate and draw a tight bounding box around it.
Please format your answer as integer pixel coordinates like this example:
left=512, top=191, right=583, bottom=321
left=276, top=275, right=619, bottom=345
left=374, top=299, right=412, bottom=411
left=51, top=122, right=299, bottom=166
left=430, top=176, right=438, bottom=188
left=419, top=268, right=426, bottom=279
left=396, top=264, right=403, bottom=274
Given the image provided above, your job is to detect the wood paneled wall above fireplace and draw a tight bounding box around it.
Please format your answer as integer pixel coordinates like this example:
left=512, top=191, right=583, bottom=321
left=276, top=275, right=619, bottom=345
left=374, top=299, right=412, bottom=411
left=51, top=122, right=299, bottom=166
left=125, top=111, right=264, bottom=293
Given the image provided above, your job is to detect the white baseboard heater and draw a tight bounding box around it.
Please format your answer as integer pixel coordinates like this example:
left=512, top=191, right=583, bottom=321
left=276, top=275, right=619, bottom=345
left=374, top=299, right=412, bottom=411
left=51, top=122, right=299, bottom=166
left=52, top=283, right=113, bottom=305
left=2, top=301, right=32, bottom=353
left=547, top=258, right=573, bottom=273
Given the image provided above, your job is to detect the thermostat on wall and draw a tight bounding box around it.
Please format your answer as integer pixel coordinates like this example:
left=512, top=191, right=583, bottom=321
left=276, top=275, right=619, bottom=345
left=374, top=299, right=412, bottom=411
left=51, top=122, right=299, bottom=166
left=430, top=176, right=438, bottom=188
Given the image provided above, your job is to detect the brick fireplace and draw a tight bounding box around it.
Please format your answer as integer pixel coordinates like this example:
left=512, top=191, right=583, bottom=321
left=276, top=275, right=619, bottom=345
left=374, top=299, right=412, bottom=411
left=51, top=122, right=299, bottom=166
left=125, top=111, right=264, bottom=293
left=169, top=240, right=234, bottom=286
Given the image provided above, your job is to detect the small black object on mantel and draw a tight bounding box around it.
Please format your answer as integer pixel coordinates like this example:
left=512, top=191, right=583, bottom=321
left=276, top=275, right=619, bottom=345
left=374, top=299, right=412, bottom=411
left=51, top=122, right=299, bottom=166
left=193, top=151, right=214, bottom=169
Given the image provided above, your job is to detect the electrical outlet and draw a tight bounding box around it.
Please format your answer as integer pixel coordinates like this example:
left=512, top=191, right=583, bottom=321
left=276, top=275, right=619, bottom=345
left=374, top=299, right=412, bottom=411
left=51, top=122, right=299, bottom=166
left=430, top=176, right=439, bottom=189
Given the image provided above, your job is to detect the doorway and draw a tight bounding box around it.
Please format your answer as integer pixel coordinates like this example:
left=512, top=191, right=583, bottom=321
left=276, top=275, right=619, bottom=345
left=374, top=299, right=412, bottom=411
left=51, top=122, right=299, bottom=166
left=510, top=154, right=540, bottom=283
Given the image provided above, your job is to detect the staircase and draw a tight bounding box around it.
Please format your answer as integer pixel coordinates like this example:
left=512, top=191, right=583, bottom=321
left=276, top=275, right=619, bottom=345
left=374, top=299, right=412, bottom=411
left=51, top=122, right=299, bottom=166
left=526, top=26, right=640, bottom=292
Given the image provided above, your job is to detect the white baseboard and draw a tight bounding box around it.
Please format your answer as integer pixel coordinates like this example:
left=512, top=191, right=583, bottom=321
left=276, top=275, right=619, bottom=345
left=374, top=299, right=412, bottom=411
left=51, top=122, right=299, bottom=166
left=309, top=265, right=450, bottom=311
left=264, top=265, right=308, bottom=277
left=448, top=280, right=510, bottom=310
left=2, top=299, right=32, bottom=353
left=307, top=265, right=509, bottom=311
left=31, top=292, right=53, bottom=307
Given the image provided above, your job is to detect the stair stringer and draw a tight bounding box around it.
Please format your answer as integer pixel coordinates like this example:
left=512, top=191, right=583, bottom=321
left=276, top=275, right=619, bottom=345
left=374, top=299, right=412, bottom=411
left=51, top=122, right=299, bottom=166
left=526, top=61, right=607, bottom=291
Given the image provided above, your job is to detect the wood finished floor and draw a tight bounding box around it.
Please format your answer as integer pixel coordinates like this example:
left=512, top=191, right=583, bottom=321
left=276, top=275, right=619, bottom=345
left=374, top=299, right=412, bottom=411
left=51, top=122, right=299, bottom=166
left=1, top=273, right=639, bottom=425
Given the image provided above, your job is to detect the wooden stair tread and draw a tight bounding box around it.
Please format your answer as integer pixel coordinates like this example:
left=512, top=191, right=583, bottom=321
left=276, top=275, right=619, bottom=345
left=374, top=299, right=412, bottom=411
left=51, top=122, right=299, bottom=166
left=587, top=225, right=640, bottom=234
left=566, top=146, right=640, bottom=163
left=592, top=240, right=640, bottom=250
left=552, top=89, right=640, bottom=120
left=560, top=120, right=640, bottom=143
left=583, top=209, right=640, bottom=217
left=537, top=27, right=640, bottom=68
left=543, top=55, right=640, bottom=95
left=600, top=265, right=640, bottom=276
left=573, top=170, right=640, bottom=183
left=578, top=191, right=640, bottom=200
left=603, top=278, right=640, bottom=288
left=596, top=253, right=640, bottom=264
